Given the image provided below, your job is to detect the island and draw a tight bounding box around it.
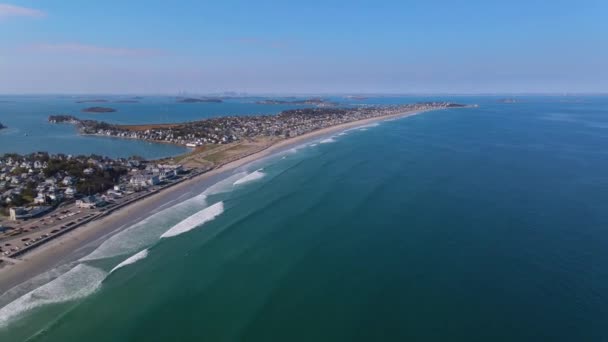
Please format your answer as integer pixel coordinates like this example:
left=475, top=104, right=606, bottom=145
left=177, top=97, right=223, bottom=103
left=76, top=99, right=109, bottom=103
left=0, top=122, right=6, bottom=130
left=115, top=100, right=140, bottom=103
left=81, top=107, right=117, bottom=113
left=256, top=98, right=338, bottom=106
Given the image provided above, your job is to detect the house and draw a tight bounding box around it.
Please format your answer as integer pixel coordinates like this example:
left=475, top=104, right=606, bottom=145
left=34, top=192, right=47, bottom=204
left=106, top=189, right=123, bottom=198
left=48, top=192, right=63, bottom=202
left=9, top=206, right=51, bottom=220
left=65, top=187, right=77, bottom=198
left=130, top=174, right=160, bottom=188
left=76, top=195, right=106, bottom=209
left=62, top=176, right=74, bottom=186
left=83, top=168, right=95, bottom=176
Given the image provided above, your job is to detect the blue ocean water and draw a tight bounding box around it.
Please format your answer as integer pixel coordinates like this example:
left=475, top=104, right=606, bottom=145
left=0, top=94, right=466, bottom=158
left=1, top=96, right=608, bottom=341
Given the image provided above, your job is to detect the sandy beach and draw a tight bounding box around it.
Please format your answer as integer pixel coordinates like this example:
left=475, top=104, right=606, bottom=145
left=0, top=108, right=430, bottom=294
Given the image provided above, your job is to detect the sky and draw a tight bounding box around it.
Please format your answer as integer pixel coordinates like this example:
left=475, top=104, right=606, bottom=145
left=0, top=0, right=607, bottom=94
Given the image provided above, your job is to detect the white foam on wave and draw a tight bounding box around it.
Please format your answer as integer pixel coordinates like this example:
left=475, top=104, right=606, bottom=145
left=110, top=249, right=149, bottom=274
left=233, top=170, right=266, bottom=186
left=320, top=137, right=336, bottom=144
left=160, top=202, right=224, bottom=239
left=0, top=264, right=106, bottom=328
left=309, top=143, right=318, bottom=147
left=337, top=132, right=347, bottom=136
left=80, top=193, right=208, bottom=261
left=203, top=172, right=248, bottom=196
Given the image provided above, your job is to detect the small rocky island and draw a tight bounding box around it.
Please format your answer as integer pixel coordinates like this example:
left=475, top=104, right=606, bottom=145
left=0, top=122, right=6, bottom=130
left=81, top=107, right=117, bottom=113
left=177, top=97, right=223, bottom=103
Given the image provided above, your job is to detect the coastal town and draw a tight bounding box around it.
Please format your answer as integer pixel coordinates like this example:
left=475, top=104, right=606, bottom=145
left=0, top=152, right=199, bottom=259
left=49, top=102, right=464, bottom=147
left=1, top=102, right=465, bottom=262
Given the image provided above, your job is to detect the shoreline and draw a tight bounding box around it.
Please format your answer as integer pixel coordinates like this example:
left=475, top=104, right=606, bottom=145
left=0, top=107, right=435, bottom=294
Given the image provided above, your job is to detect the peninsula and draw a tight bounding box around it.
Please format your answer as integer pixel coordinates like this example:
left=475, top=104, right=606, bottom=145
left=0, top=102, right=469, bottom=291
left=51, top=102, right=464, bottom=147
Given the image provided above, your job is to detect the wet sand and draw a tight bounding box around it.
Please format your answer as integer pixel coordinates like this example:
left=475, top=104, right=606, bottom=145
left=0, top=108, right=430, bottom=294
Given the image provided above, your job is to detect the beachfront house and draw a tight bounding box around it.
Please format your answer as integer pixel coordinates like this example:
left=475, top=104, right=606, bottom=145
left=130, top=174, right=160, bottom=188
left=9, top=206, right=51, bottom=220
left=76, top=195, right=106, bottom=209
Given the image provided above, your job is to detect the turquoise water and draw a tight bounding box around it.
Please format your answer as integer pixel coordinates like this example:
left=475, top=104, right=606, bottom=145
left=1, top=97, right=608, bottom=341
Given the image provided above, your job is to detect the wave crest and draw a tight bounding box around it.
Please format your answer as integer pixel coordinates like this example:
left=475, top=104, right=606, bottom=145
left=160, top=202, right=225, bottom=239
left=233, top=170, right=265, bottom=186
left=110, top=249, right=149, bottom=274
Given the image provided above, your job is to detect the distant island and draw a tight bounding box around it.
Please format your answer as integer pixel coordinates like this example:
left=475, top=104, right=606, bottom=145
left=81, top=107, right=117, bottom=113
left=114, top=100, right=140, bottom=103
left=76, top=99, right=109, bottom=103
left=0, top=122, right=6, bottom=130
left=177, top=98, right=223, bottom=103
left=256, top=98, right=338, bottom=106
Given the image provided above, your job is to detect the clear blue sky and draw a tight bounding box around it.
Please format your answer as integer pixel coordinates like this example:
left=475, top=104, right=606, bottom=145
left=1, top=0, right=607, bottom=94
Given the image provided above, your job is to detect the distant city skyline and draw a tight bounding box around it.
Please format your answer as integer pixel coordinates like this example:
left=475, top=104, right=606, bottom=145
left=1, top=0, right=607, bottom=94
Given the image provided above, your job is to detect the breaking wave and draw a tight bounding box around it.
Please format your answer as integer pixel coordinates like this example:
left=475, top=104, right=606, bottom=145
left=160, top=202, right=225, bottom=239
left=0, top=264, right=106, bottom=328
left=233, top=170, right=266, bottom=186
left=203, top=172, right=248, bottom=196
left=320, top=137, right=336, bottom=144
left=109, top=249, right=149, bottom=274
left=80, top=193, right=208, bottom=261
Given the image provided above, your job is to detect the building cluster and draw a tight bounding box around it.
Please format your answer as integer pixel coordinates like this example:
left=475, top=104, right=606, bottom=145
left=0, top=152, right=186, bottom=220
left=50, top=102, right=463, bottom=147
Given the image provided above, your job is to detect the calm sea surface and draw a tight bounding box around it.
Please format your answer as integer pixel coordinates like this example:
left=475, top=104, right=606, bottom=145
left=0, top=96, right=607, bottom=341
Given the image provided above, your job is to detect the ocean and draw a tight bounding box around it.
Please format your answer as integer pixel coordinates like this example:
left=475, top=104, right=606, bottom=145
left=1, top=96, right=608, bottom=341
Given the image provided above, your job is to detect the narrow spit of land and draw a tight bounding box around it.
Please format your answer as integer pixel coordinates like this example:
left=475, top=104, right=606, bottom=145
left=0, top=104, right=469, bottom=293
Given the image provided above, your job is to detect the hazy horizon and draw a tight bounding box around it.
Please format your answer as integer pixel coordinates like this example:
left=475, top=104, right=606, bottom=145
left=1, top=1, right=607, bottom=94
